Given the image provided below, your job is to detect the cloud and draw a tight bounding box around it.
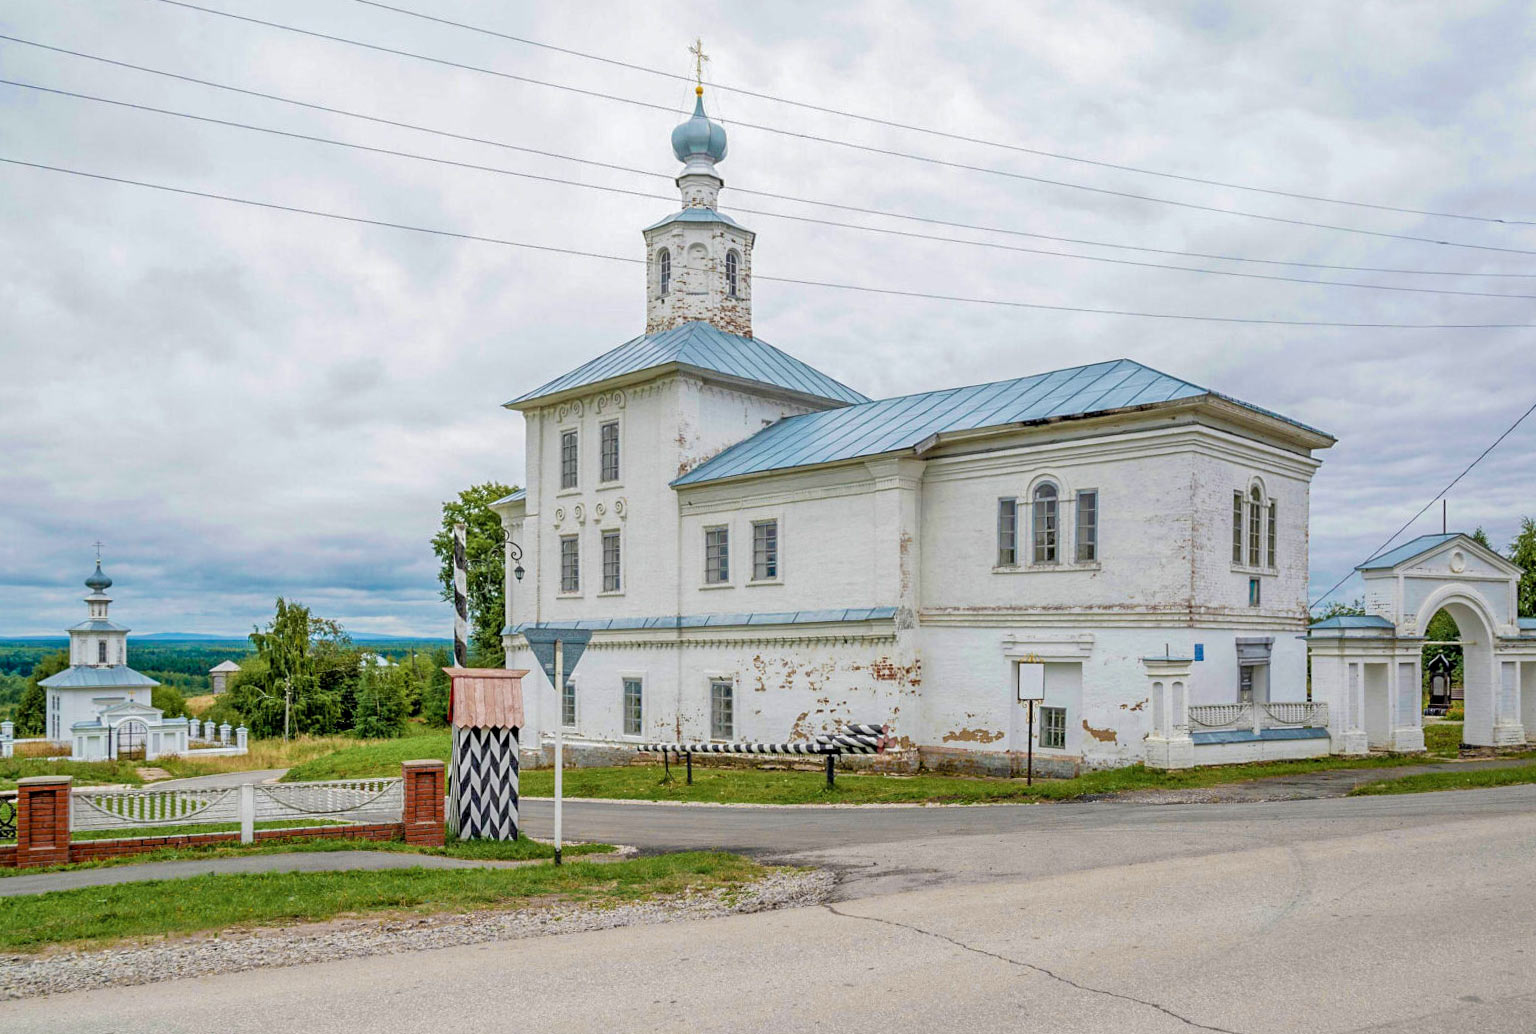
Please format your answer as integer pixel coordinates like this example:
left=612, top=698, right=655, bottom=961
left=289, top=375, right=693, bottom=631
left=1, top=0, right=1532, bottom=635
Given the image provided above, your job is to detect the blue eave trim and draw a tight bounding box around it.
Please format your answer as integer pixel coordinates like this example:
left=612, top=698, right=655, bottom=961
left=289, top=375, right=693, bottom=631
left=502, top=607, right=898, bottom=637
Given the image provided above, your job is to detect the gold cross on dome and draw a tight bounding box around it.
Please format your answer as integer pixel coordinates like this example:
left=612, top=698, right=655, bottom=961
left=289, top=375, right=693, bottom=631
left=689, top=37, right=709, bottom=89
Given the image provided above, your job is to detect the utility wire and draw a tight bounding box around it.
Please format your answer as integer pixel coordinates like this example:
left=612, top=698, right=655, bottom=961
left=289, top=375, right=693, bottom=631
left=145, top=0, right=1536, bottom=257
left=0, top=153, right=1529, bottom=328
left=1310, top=396, right=1536, bottom=609
left=352, top=0, right=1533, bottom=228
left=7, top=34, right=1533, bottom=280
left=10, top=78, right=1533, bottom=301
left=3, top=155, right=1534, bottom=329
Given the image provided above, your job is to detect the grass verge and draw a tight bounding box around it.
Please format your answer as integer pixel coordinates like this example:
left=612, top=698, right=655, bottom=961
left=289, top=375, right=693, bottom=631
left=1350, top=761, right=1536, bottom=796
left=279, top=731, right=450, bottom=781
left=68, top=819, right=338, bottom=842
left=0, top=851, right=758, bottom=952
left=512, top=754, right=1439, bottom=805
left=1422, top=721, right=1463, bottom=758
left=1, top=758, right=146, bottom=792
left=0, top=832, right=615, bottom=878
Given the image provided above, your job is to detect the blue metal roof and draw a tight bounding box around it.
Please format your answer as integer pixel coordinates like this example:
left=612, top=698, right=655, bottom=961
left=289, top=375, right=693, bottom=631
left=1309, top=615, right=1395, bottom=630
left=504, top=607, right=897, bottom=636
left=505, top=322, right=868, bottom=408
left=1519, top=618, right=1536, bottom=632
left=67, top=619, right=129, bottom=633
left=39, top=665, right=159, bottom=689
left=643, top=207, right=745, bottom=232
left=674, top=358, right=1225, bottom=486
left=1356, top=534, right=1461, bottom=572
left=492, top=488, right=526, bottom=507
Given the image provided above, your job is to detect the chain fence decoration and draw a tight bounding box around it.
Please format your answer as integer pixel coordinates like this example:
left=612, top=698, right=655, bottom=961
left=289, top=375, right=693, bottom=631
left=68, top=778, right=405, bottom=834
left=1187, top=702, right=1329, bottom=733
left=72, top=786, right=239, bottom=832
left=638, top=722, right=890, bottom=787
left=254, top=779, right=403, bottom=825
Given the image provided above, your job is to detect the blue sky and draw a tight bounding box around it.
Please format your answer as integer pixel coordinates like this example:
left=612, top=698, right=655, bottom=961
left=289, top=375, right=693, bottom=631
left=1, top=0, right=1533, bottom=635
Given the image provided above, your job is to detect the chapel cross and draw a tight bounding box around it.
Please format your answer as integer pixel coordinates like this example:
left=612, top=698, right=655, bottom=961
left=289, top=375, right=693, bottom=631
left=92, top=540, right=105, bottom=562
left=689, top=37, right=709, bottom=89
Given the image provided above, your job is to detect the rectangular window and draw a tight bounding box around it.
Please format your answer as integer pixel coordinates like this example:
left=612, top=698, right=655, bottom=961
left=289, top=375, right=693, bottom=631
left=623, top=678, right=643, bottom=737
left=1033, top=489, right=1058, bottom=563
left=600, top=421, right=620, bottom=482
left=752, top=520, right=778, bottom=580
left=1232, top=492, right=1244, bottom=564
left=1247, top=497, right=1261, bottom=567
left=1075, top=490, right=1098, bottom=563
left=1249, top=577, right=1262, bottom=608
left=997, top=498, right=1017, bottom=566
left=705, top=526, right=730, bottom=584
left=1039, top=706, right=1066, bottom=749
left=710, top=679, right=734, bottom=739
left=560, top=535, right=580, bottom=593
left=1266, top=501, right=1277, bottom=569
left=560, top=430, right=578, bottom=489
left=602, top=530, right=622, bottom=592
left=97, top=640, right=107, bottom=663
left=1239, top=665, right=1255, bottom=702
left=562, top=678, right=577, bottom=728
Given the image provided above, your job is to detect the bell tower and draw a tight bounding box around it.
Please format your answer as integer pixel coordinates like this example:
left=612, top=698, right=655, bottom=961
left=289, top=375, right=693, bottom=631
left=643, top=42, right=755, bottom=337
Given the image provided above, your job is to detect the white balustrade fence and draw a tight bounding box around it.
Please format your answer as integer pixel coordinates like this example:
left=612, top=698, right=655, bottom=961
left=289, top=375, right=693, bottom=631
left=70, top=777, right=404, bottom=839
left=1187, top=701, right=1329, bottom=733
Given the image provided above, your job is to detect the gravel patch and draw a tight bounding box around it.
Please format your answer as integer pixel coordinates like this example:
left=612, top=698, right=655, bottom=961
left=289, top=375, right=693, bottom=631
left=0, top=867, right=834, bottom=1001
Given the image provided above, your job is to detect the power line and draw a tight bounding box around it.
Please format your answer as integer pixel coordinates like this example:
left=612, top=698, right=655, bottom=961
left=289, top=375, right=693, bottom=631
left=11, top=78, right=1534, bottom=302
left=8, top=34, right=1533, bottom=280
left=145, top=0, right=1536, bottom=257
left=4, top=155, right=1534, bottom=330
left=351, top=0, right=1533, bottom=228
left=1310, top=396, right=1536, bottom=609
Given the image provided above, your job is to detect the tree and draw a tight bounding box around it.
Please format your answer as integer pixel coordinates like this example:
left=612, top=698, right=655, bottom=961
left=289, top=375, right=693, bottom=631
left=352, top=663, right=410, bottom=739
left=1311, top=597, right=1366, bottom=623
left=230, top=598, right=358, bottom=739
left=1509, top=516, right=1536, bottom=618
left=15, top=650, right=67, bottom=737
left=1471, top=526, right=1494, bottom=551
left=151, top=685, right=188, bottom=719
left=431, top=482, right=517, bottom=666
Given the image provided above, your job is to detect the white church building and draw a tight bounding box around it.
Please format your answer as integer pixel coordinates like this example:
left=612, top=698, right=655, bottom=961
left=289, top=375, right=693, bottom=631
left=494, top=88, right=1340, bottom=775
left=39, top=560, right=189, bottom=761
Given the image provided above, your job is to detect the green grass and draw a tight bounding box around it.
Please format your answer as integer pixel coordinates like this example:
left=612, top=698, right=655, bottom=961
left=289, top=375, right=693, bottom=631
left=1423, top=721, right=1464, bottom=757
left=67, top=818, right=338, bottom=841
left=1350, top=761, right=1536, bottom=796
left=0, top=832, right=615, bottom=878
left=511, top=754, right=1439, bottom=805
left=280, top=730, right=451, bottom=781
left=0, top=851, right=757, bottom=951
left=0, top=757, right=145, bottom=792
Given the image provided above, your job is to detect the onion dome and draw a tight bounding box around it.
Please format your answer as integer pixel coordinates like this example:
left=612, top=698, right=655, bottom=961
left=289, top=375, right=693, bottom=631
left=85, top=560, right=112, bottom=592
left=671, top=89, right=728, bottom=164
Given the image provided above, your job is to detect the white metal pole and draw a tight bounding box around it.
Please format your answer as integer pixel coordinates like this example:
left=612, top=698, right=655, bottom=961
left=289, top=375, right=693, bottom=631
left=554, top=638, right=564, bottom=866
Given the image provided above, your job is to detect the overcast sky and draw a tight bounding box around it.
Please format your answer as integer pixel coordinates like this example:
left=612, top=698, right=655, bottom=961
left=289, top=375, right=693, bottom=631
left=2, top=0, right=1533, bottom=637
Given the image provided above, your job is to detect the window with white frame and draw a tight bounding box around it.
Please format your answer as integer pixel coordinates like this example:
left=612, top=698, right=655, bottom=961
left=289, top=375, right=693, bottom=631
left=659, top=249, right=670, bottom=295
left=1232, top=491, right=1244, bottom=564
left=1075, top=489, right=1098, bottom=563
left=1247, top=487, right=1262, bottom=567
left=601, top=530, right=621, bottom=592
left=600, top=421, right=620, bottom=482
left=997, top=498, right=1017, bottom=566
left=710, top=679, right=734, bottom=739
left=1267, top=501, right=1277, bottom=569
left=560, top=535, right=580, bottom=593
left=1032, top=483, right=1058, bottom=563
left=560, top=430, right=578, bottom=489
left=1039, top=706, right=1066, bottom=749
left=562, top=678, right=577, bottom=728
left=98, top=640, right=107, bottom=664
left=705, top=526, right=730, bottom=584
left=752, top=520, right=778, bottom=580
left=623, top=678, right=643, bottom=737
left=726, top=250, right=739, bottom=297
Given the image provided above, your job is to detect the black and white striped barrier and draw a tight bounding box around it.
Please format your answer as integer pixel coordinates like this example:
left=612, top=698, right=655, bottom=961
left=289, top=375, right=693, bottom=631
left=638, top=723, right=890, bottom=788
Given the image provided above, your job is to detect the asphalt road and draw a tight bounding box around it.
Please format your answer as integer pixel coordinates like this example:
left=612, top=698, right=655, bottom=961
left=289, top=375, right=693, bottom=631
left=8, top=785, right=1536, bottom=1032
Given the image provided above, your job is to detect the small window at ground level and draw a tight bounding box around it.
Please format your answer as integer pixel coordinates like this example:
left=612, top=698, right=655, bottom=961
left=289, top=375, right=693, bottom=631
left=562, top=678, right=577, bottom=728
left=1075, top=490, right=1097, bottom=563
left=623, top=678, right=643, bottom=737
left=1039, top=706, right=1066, bottom=749
left=1248, top=577, right=1261, bottom=607
left=1239, top=665, right=1255, bottom=702
left=710, top=679, right=734, bottom=739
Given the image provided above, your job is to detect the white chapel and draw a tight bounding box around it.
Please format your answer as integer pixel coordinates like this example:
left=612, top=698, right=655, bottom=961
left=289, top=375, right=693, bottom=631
left=493, top=85, right=1341, bottom=774
left=40, top=559, right=188, bottom=761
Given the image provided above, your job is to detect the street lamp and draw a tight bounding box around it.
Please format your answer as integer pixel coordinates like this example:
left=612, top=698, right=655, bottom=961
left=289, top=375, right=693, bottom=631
left=493, top=525, right=525, bottom=582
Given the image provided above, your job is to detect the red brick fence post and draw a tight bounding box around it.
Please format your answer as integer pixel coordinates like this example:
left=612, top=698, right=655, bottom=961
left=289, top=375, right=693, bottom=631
left=17, top=775, right=72, bottom=868
left=402, top=760, right=445, bottom=846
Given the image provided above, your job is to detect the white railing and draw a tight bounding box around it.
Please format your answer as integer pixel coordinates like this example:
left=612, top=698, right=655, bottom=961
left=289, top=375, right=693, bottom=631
left=1186, top=701, right=1328, bottom=733
left=69, top=777, right=403, bottom=835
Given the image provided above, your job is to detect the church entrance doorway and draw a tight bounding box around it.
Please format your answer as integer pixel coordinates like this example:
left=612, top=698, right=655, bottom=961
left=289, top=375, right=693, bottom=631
left=1418, top=596, right=1498, bottom=747
left=115, top=720, right=148, bottom=761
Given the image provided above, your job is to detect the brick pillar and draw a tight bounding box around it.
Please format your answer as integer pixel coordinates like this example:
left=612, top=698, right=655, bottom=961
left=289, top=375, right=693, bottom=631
left=401, top=760, right=445, bottom=846
left=17, top=775, right=72, bottom=868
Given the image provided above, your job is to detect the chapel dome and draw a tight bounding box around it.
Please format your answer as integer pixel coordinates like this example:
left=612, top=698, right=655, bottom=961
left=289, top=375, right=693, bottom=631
left=85, top=560, right=112, bottom=592
left=671, top=91, right=728, bottom=164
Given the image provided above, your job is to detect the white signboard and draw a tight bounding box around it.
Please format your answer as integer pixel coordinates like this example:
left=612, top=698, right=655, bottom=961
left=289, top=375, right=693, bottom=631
left=1016, top=661, right=1046, bottom=701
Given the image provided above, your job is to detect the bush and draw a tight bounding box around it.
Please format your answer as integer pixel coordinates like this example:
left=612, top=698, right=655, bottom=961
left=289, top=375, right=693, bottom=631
left=151, top=685, right=188, bottom=719
left=1446, top=704, right=1465, bottom=722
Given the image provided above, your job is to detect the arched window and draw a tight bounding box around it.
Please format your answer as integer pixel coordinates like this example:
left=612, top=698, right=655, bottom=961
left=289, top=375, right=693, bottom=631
left=1032, top=483, right=1059, bottom=563
left=98, top=640, right=107, bottom=664
left=659, top=250, right=670, bottom=295
left=1247, top=486, right=1262, bottom=568
left=726, top=250, right=739, bottom=297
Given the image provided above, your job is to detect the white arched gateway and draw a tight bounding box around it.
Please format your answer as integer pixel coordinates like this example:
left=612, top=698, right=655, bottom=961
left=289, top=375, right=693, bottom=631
left=1310, top=533, right=1536, bottom=754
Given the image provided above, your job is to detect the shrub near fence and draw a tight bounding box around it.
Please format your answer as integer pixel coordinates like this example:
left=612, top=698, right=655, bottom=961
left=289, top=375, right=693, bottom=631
left=1, top=760, right=444, bottom=868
